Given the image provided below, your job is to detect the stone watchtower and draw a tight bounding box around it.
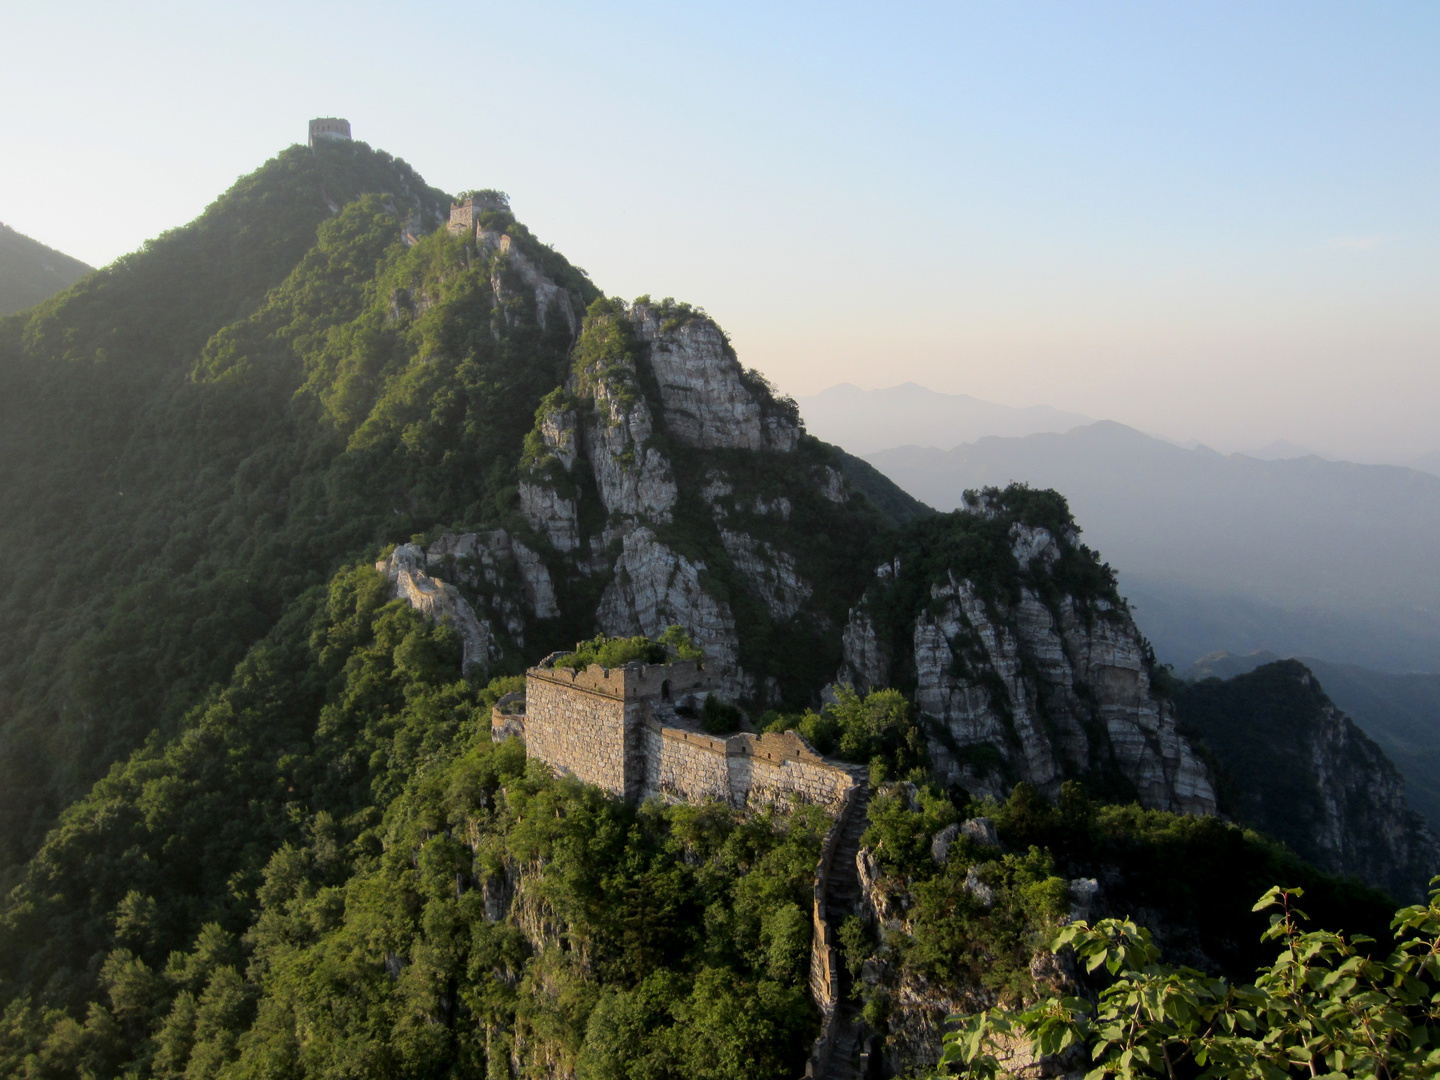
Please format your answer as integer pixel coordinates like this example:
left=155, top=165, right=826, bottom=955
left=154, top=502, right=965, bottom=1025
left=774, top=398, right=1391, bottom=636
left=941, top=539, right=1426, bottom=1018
left=447, top=191, right=511, bottom=236
left=519, top=654, right=709, bottom=803
left=498, top=650, right=859, bottom=810
left=308, top=117, right=352, bottom=146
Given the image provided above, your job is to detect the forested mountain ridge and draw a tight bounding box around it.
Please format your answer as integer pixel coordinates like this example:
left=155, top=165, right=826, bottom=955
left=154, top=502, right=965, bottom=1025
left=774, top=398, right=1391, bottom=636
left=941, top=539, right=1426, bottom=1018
left=1174, top=659, right=1440, bottom=901
left=1184, top=650, right=1440, bottom=832
left=0, top=139, right=1435, bottom=1078
left=0, top=223, right=92, bottom=317
left=0, top=142, right=563, bottom=874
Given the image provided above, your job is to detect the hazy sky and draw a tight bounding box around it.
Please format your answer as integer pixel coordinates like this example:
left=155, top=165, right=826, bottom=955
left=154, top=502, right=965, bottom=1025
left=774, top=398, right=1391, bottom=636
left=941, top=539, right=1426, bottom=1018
left=3, top=2, right=1437, bottom=461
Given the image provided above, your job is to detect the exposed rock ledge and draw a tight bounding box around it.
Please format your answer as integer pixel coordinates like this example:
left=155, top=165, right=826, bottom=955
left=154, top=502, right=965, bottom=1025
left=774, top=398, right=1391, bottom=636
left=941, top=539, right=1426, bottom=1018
left=840, top=520, right=1216, bottom=817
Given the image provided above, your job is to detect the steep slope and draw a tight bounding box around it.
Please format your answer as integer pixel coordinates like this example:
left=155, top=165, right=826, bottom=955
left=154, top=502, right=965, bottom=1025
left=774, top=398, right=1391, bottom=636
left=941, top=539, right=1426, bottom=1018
left=509, top=296, right=899, bottom=703
left=0, top=562, right=823, bottom=1080
left=1301, top=658, right=1440, bottom=834
left=0, top=146, right=930, bottom=876
left=1174, top=659, right=1440, bottom=901
left=865, top=422, right=1440, bottom=673
left=838, top=487, right=1215, bottom=815
left=835, top=451, right=933, bottom=527
left=0, top=223, right=91, bottom=316
left=847, top=782, right=1397, bottom=1072
left=1185, top=650, right=1440, bottom=831
left=1, top=138, right=1427, bottom=1078
left=0, top=148, right=588, bottom=874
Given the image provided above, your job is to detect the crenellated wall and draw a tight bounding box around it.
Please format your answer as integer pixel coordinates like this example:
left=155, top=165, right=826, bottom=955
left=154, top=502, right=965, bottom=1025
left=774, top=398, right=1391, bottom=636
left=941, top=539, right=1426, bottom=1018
left=516, top=659, right=857, bottom=810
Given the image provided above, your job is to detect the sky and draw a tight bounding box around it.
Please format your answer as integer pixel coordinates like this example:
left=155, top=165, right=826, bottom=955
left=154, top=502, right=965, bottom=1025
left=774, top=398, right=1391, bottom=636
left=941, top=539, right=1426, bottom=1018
left=3, top=1, right=1437, bottom=462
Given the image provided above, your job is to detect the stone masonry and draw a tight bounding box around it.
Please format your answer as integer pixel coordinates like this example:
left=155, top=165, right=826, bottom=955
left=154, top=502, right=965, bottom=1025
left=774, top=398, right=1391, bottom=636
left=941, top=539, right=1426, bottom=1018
left=499, top=653, right=858, bottom=810
left=308, top=117, right=351, bottom=146
left=446, top=192, right=511, bottom=236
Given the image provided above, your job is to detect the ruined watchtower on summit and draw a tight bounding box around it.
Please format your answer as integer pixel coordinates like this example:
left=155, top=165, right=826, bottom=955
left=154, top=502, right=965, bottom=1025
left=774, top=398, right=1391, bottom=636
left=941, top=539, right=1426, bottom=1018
left=447, top=191, right=511, bottom=236
left=308, top=117, right=352, bottom=146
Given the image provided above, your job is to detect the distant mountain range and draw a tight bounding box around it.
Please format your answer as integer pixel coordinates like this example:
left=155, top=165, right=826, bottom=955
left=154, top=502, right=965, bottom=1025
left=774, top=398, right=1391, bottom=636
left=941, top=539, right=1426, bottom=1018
left=0, top=222, right=90, bottom=316
left=795, top=382, right=1092, bottom=455
left=799, top=382, right=1440, bottom=479
left=1185, top=651, right=1440, bottom=834
left=1409, top=449, right=1440, bottom=478
left=863, top=421, right=1440, bottom=674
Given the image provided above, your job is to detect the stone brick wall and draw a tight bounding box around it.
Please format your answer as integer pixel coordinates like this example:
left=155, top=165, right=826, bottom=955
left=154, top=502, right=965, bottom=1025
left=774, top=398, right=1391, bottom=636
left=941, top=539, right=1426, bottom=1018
left=522, top=660, right=856, bottom=811
left=805, top=784, right=864, bottom=1078
left=523, top=676, right=630, bottom=795
left=639, top=725, right=856, bottom=810
left=447, top=193, right=515, bottom=237
left=308, top=117, right=351, bottom=146
left=645, top=726, right=731, bottom=803
left=737, top=750, right=856, bottom=808
left=446, top=202, right=477, bottom=236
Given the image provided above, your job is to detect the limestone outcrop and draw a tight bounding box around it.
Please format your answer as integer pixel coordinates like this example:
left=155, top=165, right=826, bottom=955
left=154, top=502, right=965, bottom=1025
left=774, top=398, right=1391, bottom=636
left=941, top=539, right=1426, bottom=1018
left=718, top=529, right=812, bottom=621
left=630, top=301, right=800, bottom=452
left=840, top=501, right=1217, bottom=816
left=595, top=528, right=750, bottom=698
left=423, top=529, right=558, bottom=635
left=510, top=298, right=840, bottom=701
left=480, top=231, right=578, bottom=336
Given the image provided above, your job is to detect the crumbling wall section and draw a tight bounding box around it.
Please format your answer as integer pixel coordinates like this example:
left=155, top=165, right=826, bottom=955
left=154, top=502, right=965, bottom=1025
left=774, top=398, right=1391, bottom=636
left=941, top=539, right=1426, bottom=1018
left=734, top=731, right=858, bottom=807
left=638, top=725, right=857, bottom=810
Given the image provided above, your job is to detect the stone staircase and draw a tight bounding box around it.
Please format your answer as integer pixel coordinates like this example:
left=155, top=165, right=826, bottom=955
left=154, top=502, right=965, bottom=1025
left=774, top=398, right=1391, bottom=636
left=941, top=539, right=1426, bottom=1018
left=813, top=781, right=872, bottom=1080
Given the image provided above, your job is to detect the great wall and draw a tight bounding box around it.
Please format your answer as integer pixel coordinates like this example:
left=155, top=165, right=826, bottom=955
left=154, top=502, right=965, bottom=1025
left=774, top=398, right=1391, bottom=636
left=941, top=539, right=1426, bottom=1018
left=499, top=653, right=859, bottom=809
left=492, top=650, right=869, bottom=1078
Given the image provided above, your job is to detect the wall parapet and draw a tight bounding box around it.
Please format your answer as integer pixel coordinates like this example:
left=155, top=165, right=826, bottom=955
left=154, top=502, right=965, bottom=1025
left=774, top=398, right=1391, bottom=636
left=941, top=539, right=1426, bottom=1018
left=528, top=657, right=707, bottom=702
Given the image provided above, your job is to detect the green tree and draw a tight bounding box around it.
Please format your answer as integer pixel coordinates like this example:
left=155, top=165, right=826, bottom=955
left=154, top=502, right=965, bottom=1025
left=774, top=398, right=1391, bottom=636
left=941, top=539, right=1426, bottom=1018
left=942, top=881, right=1440, bottom=1079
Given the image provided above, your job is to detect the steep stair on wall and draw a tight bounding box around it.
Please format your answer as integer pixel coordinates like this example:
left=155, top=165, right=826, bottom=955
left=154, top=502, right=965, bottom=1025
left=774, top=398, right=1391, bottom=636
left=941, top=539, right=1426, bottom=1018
left=819, top=781, right=871, bottom=1080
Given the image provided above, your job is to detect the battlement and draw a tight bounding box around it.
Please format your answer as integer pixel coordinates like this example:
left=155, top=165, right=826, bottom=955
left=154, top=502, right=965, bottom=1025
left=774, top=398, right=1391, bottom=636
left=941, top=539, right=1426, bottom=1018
left=308, top=117, right=351, bottom=146
left=447, top=191, right=511, bottom=236
left=528, top=654, right=707, bottom=703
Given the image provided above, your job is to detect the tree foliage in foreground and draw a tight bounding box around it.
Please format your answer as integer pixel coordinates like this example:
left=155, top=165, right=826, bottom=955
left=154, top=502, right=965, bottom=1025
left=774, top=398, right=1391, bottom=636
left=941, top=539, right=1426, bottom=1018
left=943, top=882, right=1440, bottom=1079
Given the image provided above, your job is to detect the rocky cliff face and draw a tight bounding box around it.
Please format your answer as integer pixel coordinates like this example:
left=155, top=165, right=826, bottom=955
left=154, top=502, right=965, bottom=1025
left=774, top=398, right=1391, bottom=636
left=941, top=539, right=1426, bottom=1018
left=510, top=297, right=881, bottom=703
left=629, top=304, right=800, bottom=453
left=393, top=301, right=1217, bottom=822
left=376, top=217, right=1224, bottom=827
left=841, top=490, right=1216, bottom=816
left=1176, top=660, right=1440, bottom=901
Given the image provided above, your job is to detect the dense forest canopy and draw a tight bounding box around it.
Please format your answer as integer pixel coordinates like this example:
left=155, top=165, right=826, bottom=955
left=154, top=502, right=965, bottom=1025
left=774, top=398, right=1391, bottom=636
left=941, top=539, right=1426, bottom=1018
left=0, top=139, right=591, bottom=876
